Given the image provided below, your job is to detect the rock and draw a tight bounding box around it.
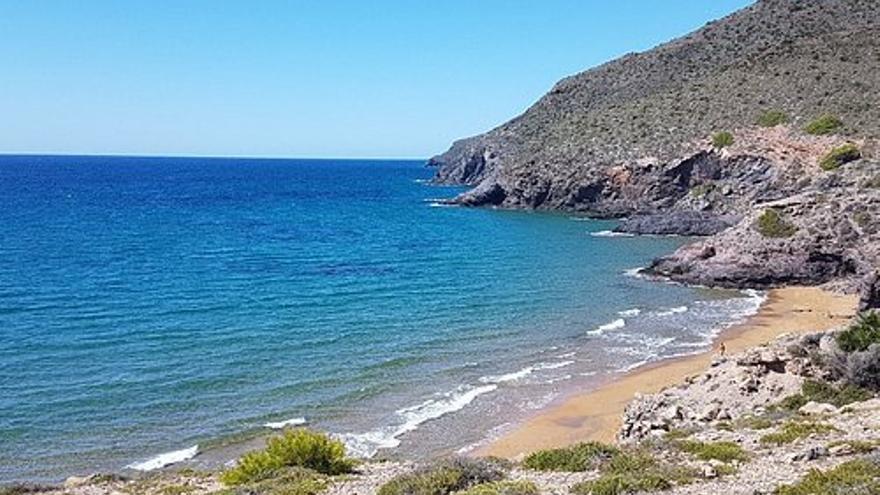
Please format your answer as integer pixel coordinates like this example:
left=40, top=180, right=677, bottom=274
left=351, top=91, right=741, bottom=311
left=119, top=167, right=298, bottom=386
left=829, top=443, right=854, bottom=456
left=701, top=464, right=718, bottom=478
left=615, top=211, right=737, bottom=236
left=846, top=398, right=880, bottom=412
left=700, top=404, right=721, bottom=421
left=799, top=401, right=839, bottom=416
left=789, top=446, right=828, bottom=463
left=859, top=272, right=880, bottom=311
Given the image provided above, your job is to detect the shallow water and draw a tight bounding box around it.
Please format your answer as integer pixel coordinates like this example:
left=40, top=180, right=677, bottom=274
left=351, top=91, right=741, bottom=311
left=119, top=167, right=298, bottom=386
left=0, top=156, right=761, bottom=482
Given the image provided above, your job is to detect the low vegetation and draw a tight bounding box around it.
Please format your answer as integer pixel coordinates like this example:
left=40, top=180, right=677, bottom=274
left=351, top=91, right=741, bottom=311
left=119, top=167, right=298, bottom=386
left=837, top=311, right=880, bottom=353
left=819, top=143, right=861, bottom=170
left=757, top=110, right=789, bottom=127
left=804, top=114, right=843, bottom=135
left=711, top=131, right=734, bottom=149
left=826, top=439, right=879, bottom=454
left=675, top=440, right=749, bottom=463
left=220, top=429, right=354, bottom=486
left=755, top=208, right=797, bottom=238
left=522, top=442, right=619, bottom=472
left=458, top=481, right=539, bottom=495
left=222, top=467, right=327, bottom=495
left=776, top=379, right=874, bottom=411
left=760, top=420, right=839, bottom=445
left=772, top=459, right=880, bottom=495
left=569, top=450, right=695, bottom=495
left=377, top=458, right=505, bottom=495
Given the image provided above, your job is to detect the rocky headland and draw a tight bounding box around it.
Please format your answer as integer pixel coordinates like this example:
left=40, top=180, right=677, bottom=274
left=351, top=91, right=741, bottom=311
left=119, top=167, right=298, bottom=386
left=428, top=0, right=880, bottom=306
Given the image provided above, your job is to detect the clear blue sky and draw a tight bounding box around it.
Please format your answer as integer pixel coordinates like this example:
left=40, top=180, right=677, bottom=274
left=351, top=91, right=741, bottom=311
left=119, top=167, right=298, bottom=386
left=0, top=1, right=753, bottom=158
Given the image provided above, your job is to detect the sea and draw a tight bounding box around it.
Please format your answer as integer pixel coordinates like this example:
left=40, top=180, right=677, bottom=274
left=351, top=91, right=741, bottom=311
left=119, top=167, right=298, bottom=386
left=0, top=155, right=764, bottom=482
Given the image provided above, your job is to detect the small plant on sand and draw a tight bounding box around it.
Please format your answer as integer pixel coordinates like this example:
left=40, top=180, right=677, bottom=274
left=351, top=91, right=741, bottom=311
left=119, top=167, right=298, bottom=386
left=221, top=429, right=354, bottom=486
left=522, top=442, right=620, bottom=472
left=377, top=458, right=505, bottom=495
left=837, top=311, right=880, bottom=353
left=773, top=459, right=880, bottom=495
left=570, top=450, right=695, bottom=495
left=819, top=143, right=861, bottom=171
left=712, top=131, right=735, bottom=149
left=804, top=114, right=843, bottom=135
left=755, top=208, right=797, bottom=238
left=459, top=481, right=539, bottom=495
left=675, top=440, right=749, bottom=463
left=760, top=420, right=839, bottom=446
left=758, top=110, right=789, bottom=127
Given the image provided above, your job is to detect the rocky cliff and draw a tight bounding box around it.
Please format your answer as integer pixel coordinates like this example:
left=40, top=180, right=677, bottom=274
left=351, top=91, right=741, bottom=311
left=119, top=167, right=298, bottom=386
left=429, top=0, right=880, bottom=299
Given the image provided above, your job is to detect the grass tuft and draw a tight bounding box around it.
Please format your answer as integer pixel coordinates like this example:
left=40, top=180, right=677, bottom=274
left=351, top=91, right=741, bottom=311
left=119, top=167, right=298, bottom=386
left=758, top=110, right=789, bottom=127
left=569, top=450, right=695, bottom=495
left=522, top=442, right=620, bottom=472
left=819, top=143, right=861, bottom=171
left=712, top=131, right=734, bottom=149
left=458, top=481, right=539, bottom=495
left=755, top=208, right=797, bottom=238
left=675, top=440, right=749, bottom=463
left=773, top=459, right=880, bottom=495
left=377, top=458, right=505, bottom=495
left=776, top=379, right=874, bottom=411
left=804, top=114, right=843, bottom=135
left=760, top=421, right=839, bottom=446
left=837, top=311, right=880, bottom=353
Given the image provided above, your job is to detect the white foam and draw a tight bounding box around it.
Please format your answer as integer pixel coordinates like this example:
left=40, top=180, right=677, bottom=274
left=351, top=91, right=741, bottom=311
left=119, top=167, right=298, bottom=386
left=588, top=318, right=626, bottom=336
left=655, top=305, right=689, bottom=317
left=428, top=202, right=457, bottom=208
left=126, top=445, right=199, bottom=471
left=480, top=367, right=533, bottom=384
left=615, top=359, right=651, bottom=373
left=556, top=351, right=577, bottom=359
left=264, top=417, right=307, bottom=429
left=542, top=374, right=572, bottom=384
left=534, top=360, right=575, bottom=370
left=617, top=308, right=642, bottom=317
left=590, top=230, right=635, bottom=238
left=340, top=384, right=498, bottom=458
left=622, top=267, right=646, bottom=278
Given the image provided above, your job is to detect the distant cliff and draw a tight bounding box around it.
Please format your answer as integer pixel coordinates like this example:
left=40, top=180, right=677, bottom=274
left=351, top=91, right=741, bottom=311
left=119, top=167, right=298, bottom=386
left=429, top=0, right=880, bottom=300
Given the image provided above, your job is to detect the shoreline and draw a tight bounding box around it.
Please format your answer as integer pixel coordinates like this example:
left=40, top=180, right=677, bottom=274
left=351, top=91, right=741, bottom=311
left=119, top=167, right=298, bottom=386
left=475, top=286, right=859, bottom=459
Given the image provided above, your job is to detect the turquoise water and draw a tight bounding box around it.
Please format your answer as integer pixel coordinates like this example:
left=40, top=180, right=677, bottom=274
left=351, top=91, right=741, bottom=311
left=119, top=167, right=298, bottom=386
left=0, top=156, right=762, bottom=482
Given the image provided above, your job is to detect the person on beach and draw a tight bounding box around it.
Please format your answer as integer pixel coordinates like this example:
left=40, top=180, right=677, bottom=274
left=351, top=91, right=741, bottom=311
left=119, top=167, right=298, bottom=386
left=719, top=342, right=727, bottom=357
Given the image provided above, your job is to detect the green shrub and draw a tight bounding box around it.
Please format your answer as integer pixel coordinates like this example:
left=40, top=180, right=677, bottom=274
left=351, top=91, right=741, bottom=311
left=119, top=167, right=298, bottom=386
left=773, top=459, right=880, bottom=495
left=854, top=211, right=872, bottom=227
left=776, top=380, right=874, bottom=411
left=837, top=312, right=880, bottom=352
left=377, top=458, right=505, bottom=495
left=712, top=131, right=734, bottom=149
left=826, top=440, right=879, bottom=454
left=458, top=481, right=539, bottom=495
left=569, top=451, right=695, bottom=495
left=760, top=421, right=839, bottom=445
left=522, top=442, right=620, bottom=472
left=758, top=110, right=789, bottom=127
left=755, top=208, right=797, bottom=238
left=738, top=415, right=774, bottom=430
left=819, top=143, right=861, bottom=171
left=675, top=440, right=749, bottom=463
left=804, top=114, right=843, bottom=135
left=223, top=467, right=327, bottom=495
left=663, top=429, right=693, bottom=441
left=221, top=429, right=354, bottom=486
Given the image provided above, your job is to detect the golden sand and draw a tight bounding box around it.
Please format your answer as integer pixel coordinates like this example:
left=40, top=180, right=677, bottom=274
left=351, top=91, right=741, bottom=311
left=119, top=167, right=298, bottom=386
left=477, top=286, right=858, bottom=459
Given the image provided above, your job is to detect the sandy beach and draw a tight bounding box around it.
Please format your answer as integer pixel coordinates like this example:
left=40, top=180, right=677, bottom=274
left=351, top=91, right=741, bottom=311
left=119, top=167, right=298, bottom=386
left=478, top=286, right=859, bottom=459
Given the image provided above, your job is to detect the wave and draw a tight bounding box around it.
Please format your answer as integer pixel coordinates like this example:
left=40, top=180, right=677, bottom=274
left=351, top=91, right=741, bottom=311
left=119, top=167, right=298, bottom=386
left=587, top=318, right=626, bottom=336
left=479, top=360, right=574, bottom=385
left=622, top=267, right=646, bottom=278
left=654, top=305, right=689, bottom=317
left=556, top=351, right=577, bottom=359
left=126, top=445, right=198, bottom=471
left=590, top=230, right=635, bottom=238
left=264, top=417, right=307, bottom=429
left=617, top=308, right=641, bottom=317
left=340, top=384, right=498, bottom=458
left=428, top=202, right=458, bottom=208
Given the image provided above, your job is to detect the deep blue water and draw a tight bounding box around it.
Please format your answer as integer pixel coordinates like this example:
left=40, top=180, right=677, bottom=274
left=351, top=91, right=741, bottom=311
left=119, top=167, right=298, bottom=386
left=0, top=156, right=762, bottom=482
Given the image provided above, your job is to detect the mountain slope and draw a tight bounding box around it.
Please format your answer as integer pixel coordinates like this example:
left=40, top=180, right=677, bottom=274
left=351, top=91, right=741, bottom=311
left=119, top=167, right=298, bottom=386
left=429, top=0, right=880, bottom=212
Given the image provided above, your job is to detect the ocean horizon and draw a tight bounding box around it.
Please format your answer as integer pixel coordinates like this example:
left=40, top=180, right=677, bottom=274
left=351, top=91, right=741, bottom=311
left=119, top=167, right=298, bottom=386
left=0, top=155, right=763, bottom=483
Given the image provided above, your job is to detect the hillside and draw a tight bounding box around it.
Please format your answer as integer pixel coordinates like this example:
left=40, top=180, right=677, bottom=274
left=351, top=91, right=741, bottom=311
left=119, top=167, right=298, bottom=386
left=428, top=0, right=880, bottom=299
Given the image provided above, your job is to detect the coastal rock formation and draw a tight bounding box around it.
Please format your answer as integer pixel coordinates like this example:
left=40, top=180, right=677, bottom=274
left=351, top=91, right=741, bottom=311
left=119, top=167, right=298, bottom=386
left=429, top=0, right=880, bottom=291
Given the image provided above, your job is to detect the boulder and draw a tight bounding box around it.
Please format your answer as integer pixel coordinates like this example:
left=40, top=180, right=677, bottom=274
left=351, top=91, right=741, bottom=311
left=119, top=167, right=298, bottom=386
left=798, top=401, right=839, bottom=416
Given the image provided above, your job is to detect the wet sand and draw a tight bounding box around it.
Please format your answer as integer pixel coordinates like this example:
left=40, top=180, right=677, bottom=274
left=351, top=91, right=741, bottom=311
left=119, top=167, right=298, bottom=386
left=477, top=286, right=858, bottom=458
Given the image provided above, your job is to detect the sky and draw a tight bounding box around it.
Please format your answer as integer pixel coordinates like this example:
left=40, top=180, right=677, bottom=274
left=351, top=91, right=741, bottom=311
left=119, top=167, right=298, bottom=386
left=0, top=1, right=753, bottom=159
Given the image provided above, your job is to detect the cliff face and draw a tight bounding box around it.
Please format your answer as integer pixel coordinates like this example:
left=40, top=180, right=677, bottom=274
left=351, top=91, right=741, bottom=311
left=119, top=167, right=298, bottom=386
left=429, top=0, right=880, bottom=211
left=429, top=0, right=880, bottom=296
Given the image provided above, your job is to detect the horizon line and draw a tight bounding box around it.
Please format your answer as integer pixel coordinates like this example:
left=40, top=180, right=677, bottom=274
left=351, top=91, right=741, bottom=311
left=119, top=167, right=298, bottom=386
left=0, top=151, right=429, bottom=162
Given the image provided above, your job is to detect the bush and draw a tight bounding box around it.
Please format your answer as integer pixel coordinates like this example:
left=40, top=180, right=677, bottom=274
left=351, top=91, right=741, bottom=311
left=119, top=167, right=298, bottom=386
left=522, top=442, right=620, bottom=472
left=225, top=467, right=327, bottom=495
left=804, top=115, right=843, bottom=135
left=569, top=451, right=695, bottom=495
left=758, top=110, right=789, bottom=127
left=458, top=481, right=539, bottom=495
left=755, top=208, right=797, bottom=238
left=760, top=421, right=839, bottom=445
left=819, top=143, right=861, bottom=171
left=712, top=131, right=734, bottom=149
left=838, top=312, right=880, bottom=352
left=221, top=429, right=354, bottom=486
left=675, top=440, right=749, bottom=463
left=773, top=459, right=880, bottom=495
left=377, top=458, right=505, bottom=495
left=776, top=380, right=874, bottom=411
